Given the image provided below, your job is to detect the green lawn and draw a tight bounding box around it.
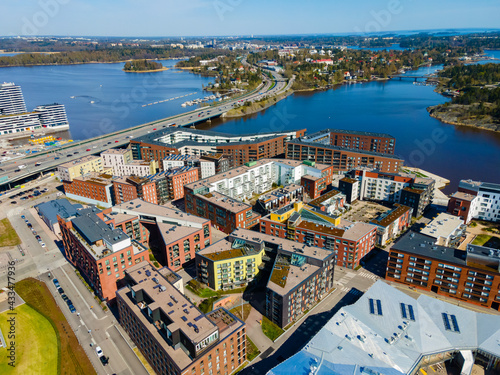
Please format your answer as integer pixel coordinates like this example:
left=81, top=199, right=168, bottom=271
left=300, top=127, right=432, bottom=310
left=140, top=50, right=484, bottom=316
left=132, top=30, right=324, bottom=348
left=0, top=303, right=58, bottom=375
left=199, top=297, right=219, bottom=313
left=0, top=218, right=21, bottom=247
left=246, top=337, right=260, bottom=361
left=472, top=234, right=500, bottom=248
left=261, top=316, right=284, bottom=341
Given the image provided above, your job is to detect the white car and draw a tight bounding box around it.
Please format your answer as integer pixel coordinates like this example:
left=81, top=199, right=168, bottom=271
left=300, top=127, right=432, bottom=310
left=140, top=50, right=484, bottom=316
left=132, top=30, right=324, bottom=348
left=95, top=346, right=103, bottom=357
left=40, top=242, right=46, bottom=248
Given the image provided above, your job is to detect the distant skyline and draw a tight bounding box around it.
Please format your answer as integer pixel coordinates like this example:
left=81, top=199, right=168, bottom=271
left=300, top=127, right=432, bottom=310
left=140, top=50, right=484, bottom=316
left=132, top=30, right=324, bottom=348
left=1, top=0, right=499, bottom=38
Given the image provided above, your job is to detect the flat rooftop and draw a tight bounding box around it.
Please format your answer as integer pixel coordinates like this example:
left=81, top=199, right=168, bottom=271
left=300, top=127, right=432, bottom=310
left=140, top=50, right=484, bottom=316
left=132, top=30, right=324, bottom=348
left=391, top=231, right=467, bottom=266
left=258, top=184, right=303, bottom=204
left=451, top=191, right=477, bottom=202
left=288, top=139, right=403, bottom=159
left=157, top=223, right=201, bottom=246
left=421, top=213, right=464, bottom=239
left=186, top=159, right=331, bottom=191
left=58, top=155, right=101, bottom=169
left=101, top=148, right=129, bottom=155
left=370, top=204, right=413, bottom=228
left=308, top=189, right=343, bottom=207
left=117, top=262, right=221, bottom=370
left=199, top=191, right=252, bottom=214
left=74, top=172, right=114, bottom=186
left=112, top=198, right=209, bottom=226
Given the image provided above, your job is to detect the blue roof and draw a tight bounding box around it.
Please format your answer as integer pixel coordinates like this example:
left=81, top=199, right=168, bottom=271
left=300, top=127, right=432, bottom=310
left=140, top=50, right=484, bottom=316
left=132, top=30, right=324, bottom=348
left=35, top=199, right=82, bottom=225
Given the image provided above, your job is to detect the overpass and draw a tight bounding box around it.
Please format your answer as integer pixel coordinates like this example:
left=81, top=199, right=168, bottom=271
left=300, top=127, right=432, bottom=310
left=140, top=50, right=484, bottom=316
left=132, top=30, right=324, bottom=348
left=0, top=67, right=289, bottom=190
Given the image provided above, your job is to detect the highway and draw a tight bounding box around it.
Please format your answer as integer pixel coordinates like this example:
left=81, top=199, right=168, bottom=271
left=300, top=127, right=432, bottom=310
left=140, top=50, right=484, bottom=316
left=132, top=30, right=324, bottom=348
left=0, top=66, right=289, bottom=189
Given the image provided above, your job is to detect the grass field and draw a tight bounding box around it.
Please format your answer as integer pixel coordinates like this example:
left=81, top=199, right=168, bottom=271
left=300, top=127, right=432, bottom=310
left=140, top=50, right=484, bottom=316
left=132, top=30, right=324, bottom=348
left=245, top=337, right=261, bottom=361
left=261, top=316, right=284, bottom=341
left=0, top=218, right=21, bottom=247
left=472, top=234, right=500, bottom=248
left=14, top=278, right=95, bottom=375
left=0, top=304, right=58, bottom=374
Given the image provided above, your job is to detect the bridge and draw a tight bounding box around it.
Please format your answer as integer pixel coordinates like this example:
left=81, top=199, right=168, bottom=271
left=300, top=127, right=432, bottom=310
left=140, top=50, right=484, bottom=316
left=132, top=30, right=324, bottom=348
left=389, top=74, right=438, bottom=82
left=0, top=66, right=290, bottom=190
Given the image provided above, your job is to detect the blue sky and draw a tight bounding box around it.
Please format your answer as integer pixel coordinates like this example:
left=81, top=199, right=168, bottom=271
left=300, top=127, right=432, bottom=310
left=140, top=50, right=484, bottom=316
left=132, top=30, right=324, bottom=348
left=1, top=0, right=499, bottom=37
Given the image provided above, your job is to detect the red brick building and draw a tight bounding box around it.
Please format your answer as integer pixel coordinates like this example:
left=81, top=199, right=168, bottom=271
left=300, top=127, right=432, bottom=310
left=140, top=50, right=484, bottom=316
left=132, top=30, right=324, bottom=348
left=63, top=172, right=115, bottom=207
left=447, top=191, right=478, bottom=224
left=286, top=141, right=402, bottom=173
left=329, top=129, right=396, bottom=154
left=165, top=167, right=199, bottom=201
left=386, top=231, right=500, bottom=311
left=116, top=262, right=247, bottom=375
left=113, top=176, right=158, bottom=205
left=185, top=191, right=260, bottom=234
left=259, top=203, right=376, bottom=269
left=301, top=174, right=330, bottom=199
left=58, top=207, right=149, bottom=301
left=130, top=128, right=305, bottom=168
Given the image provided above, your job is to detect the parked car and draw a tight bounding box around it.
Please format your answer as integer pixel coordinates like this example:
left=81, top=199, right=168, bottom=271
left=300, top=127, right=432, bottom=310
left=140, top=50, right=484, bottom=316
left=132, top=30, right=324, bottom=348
left=24, top=219, right=29, bottom=223
left=53, top=279, right=60, bottom=288
left=32, top=230, right=37, bottom=236
left=40, top=242, right=46, bottom=248
left=74, top=151, right=79, bottom=154
left=99, top=356, right=109, bottom=366
left=57, top=287, right=64, bottom=294
left=61, top=294, right=69, bottom=302
left=55, top=157, right=60, bottom=160
left=66, top=299, right=73, bottom=306
left=35, top=235, right=41, bottom=240
left=69, top=304, right=76, bottom=313
left=27, top=223, right=32, bottom=228
left=95, top=346, right=103, bottom=357
left=86, top=149, right=91, bottom=151
left=10, top=201, right=17, bottom=204
left=21, top=215, right=25, bottom=219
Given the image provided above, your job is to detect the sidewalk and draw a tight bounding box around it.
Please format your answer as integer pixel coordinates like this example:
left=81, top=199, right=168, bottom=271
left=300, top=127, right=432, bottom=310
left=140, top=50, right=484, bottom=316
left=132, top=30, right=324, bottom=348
left=246, top=307, right=273, bottom=352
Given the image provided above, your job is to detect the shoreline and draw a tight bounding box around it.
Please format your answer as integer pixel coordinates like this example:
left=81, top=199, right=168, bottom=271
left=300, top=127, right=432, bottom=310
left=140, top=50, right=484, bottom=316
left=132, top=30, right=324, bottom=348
left=427, top=109, right=500, bottom=133
left=224, top=90, right=293, bottom=118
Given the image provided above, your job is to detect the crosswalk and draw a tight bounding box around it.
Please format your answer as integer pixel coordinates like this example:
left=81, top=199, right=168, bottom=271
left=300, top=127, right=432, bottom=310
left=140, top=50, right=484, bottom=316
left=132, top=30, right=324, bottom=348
left=336, top=272, right=355, bottom=286
left=359, top=271, right=380, bottom=281
left=339, top=286, right=363, bottom=296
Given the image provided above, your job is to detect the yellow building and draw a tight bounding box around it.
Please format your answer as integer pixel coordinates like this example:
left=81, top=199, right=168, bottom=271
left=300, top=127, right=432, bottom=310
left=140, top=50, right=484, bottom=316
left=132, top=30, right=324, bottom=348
left=57, top=155, right=111, bottom=182
left=196, top=233, right=265, bottom=291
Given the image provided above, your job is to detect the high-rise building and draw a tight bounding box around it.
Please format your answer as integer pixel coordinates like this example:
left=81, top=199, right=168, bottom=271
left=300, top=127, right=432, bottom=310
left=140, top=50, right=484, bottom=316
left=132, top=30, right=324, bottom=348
left=0, top=82, right=27, bottom=115
left=34, top=103, right=69, bottom=129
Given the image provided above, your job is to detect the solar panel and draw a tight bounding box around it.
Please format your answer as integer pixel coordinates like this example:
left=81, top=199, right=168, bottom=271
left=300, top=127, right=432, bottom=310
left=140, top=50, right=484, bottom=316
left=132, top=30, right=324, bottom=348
left=376, top=299, right=383, bottom=316
left=408, top=305, right=415, bottom=321
left=181, top=316, right=188, bottom=322
left=369, top=298, right=375, bottom=314
left=450, top=314, right=460, bottom=333
left=442, top=313, right=451, bottom=331
left=400, top=303, right=407, bottom=319
left=194, top=314, right=204, bottom=322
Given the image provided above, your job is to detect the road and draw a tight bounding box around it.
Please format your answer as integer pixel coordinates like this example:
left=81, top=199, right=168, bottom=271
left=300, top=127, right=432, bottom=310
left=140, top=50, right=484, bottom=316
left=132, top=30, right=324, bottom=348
left=0, top=65, right=289, bottom=188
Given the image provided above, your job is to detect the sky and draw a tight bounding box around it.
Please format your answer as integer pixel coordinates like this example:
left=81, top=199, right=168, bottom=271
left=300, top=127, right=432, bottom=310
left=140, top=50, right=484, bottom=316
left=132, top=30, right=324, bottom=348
left=1, top=0, right=499, bottom=37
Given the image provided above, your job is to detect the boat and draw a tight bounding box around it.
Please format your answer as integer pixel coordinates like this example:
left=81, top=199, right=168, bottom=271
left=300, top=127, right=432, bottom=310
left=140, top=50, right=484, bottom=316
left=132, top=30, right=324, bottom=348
left=70, top=96, right=75, bottom=99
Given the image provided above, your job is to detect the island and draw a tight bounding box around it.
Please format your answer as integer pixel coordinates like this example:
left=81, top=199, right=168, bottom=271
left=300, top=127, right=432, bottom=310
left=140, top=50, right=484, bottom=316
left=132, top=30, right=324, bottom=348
left=123, top=59, right=168, bottom=72
left=428, top=63, right=500, bottom=132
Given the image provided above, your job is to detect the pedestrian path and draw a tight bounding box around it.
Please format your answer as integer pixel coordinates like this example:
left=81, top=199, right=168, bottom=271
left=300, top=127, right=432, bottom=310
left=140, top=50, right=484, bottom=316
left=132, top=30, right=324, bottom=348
left=335, top=272, right=355, bottom=286
left=359, top=271, right=380, bottom=281
left=339, top=286, right=363, bottom=295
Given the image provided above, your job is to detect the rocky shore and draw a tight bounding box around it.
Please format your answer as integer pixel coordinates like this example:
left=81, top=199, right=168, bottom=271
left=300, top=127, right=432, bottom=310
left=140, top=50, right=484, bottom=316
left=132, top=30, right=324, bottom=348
left=427, top=104, right=500, bottom=132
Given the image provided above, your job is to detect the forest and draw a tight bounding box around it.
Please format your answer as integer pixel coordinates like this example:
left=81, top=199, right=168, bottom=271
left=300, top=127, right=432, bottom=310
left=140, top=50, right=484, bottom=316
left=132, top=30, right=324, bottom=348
left=123, top=59, right=163, bottom=71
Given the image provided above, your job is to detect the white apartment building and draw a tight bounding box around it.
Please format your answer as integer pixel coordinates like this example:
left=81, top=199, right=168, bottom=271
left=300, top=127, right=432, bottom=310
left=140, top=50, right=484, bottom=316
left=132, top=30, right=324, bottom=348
left=459, top=180, right=500, bottom=222
left=101, top=148, right=155, bottom=177
left=421, top=213, right=466, bottom=247
left=163, top=154, right=215, bottom=179
left=186, top=159, right=331, bottom=202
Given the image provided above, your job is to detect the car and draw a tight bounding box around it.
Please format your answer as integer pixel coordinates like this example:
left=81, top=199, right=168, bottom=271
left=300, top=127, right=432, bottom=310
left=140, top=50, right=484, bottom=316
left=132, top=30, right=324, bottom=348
left=99, top=356, right=109, bottom=366
left=54, top=157, right=60, bottom=160
left=27, top=223, right=32, bottom=228
left=21, top=215, right=25, bottom=219
left=35, top=162, right=41, bottom=166
left=66, top=299, right=73, bottom=306
left=153, top=128, right=156, bottom=130
left=32, top=230, right=37, bottom=236
left=20, top=197, right=27, bottom=200
left=114, top=140, right=118, bottom=143
left=92, top=145, right=97, bottom=148
left=57, top=287, right=64, bottom=294
left=28, top=195, right=33, bottom=198
left=86, top=149, right=91, bottom=151
left=66, top=154, right=72, bottom=157
left=107, top=142, right=111, bottom=144
left=74, top=151, right=79, bottom=154
left=10, top=201, right=17, bottom=204
left=24, top=219, right=29, bottom=223
left=61, top=294, right=69, bottom=302
left=36, top=235, right=41, bottom=240
left=53, top=279, right=60, bottom=288
left=95, top=346, right=103, bottom=357
left=40, top=242, right=46, bottom=248
left=69, top=305, right=76, bottom=313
